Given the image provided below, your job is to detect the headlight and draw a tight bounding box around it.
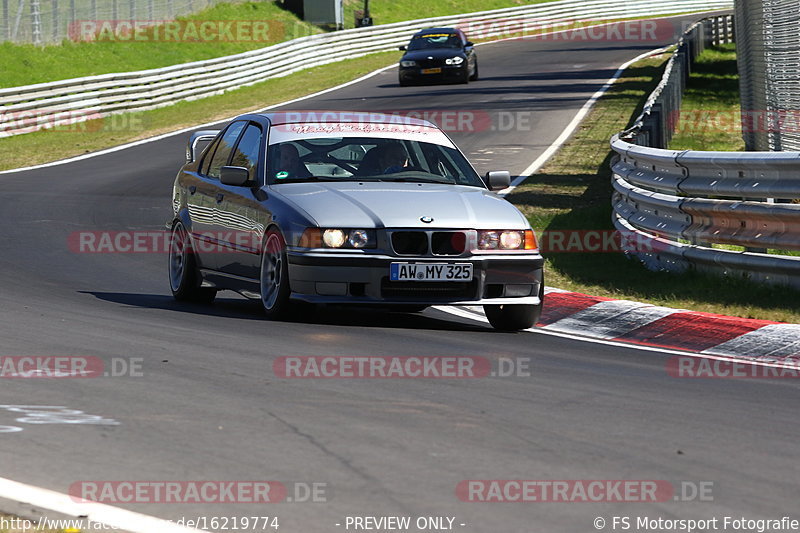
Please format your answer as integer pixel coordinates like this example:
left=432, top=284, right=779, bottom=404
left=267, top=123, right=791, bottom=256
left=400, top=60, right=417, bottom=67
left=445, top=57, right=465, bottom=65
left=477, top=230, right=537, bottom=251
left=323, top=229, right=347, bottom=248
left=348, top=229, right=370, bottom=249
left=300, top=228, right=377, bottom=249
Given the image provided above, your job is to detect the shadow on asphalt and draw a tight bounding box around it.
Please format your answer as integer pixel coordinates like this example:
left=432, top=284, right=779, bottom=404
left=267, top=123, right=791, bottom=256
left=82, top=291, right=491, bottom=332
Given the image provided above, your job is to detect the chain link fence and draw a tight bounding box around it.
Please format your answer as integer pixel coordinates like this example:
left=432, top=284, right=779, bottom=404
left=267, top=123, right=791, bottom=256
left=735, top=0, right=800, bottom=151
left=0, top=0, right=227, bottom=44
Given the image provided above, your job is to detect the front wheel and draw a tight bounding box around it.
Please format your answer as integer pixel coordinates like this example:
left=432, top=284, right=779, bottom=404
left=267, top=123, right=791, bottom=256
left=484, top=284, right=544, bottom=331
left=259, top=229, right=292, bottom=319
left=469, top=60, right=479, bottom=81
left=168, top=221, right=216, bottom=303
left=484, top=304, right=541, bottom=331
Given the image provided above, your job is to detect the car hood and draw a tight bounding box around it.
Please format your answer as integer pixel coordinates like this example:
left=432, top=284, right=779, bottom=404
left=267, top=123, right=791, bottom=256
left=402, top=48, right=466, bottom=62
left=271, top=182, right=528, bottom=230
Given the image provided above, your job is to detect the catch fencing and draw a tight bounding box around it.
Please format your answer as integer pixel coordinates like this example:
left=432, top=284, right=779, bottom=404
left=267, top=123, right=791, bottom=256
left=0, top=0, right=733, bottom=137
left=1, top=0, right=223, bottom=44
left=611, top=15, right=800, bottom=289
left=734, top=0, right=800, bottom=152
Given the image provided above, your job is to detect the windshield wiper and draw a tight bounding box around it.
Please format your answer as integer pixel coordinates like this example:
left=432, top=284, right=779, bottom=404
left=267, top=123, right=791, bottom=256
left=273, top=176, right=340, bottom=183
left=379, top=177, right=453, bottom=184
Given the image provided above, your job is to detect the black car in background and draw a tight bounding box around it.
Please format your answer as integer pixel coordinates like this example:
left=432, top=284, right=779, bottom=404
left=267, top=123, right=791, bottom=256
left=398, top=27, right=478, bottom=86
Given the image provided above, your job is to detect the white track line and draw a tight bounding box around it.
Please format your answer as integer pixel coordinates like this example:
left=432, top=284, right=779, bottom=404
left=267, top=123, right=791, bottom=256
left=497, top=44, right=670, bottom=195
left=0, top=476, right=203, bottom=532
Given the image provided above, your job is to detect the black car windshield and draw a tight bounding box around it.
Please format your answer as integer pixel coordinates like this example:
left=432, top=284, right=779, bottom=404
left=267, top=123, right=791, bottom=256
left=407, top=33, right=462, bottom=50
left=267, top=137, right=485, bottom=188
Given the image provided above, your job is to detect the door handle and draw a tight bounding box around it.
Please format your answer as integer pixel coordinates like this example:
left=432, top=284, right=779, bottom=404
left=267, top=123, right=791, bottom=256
left=188, top=185, right=197, bottom=195
left=216, top=193, right=224, bottom=203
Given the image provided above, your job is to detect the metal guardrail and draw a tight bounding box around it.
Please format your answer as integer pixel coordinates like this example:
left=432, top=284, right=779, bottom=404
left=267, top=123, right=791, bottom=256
left=611, top=15, right=800, bottom=290
left=0, top=0, right=733, bottom=137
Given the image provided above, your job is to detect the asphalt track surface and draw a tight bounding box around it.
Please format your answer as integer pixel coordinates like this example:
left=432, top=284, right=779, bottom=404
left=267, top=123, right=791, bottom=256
left=1, top=13, right=798, bottom=532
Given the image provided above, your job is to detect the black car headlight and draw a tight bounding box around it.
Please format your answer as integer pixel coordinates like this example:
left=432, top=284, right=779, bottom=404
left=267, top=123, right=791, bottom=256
left=400, top=60, right=417, bottom=67
left=445, top=57, right=465, bottom=65
left=300, top=228, right=377, bottom=249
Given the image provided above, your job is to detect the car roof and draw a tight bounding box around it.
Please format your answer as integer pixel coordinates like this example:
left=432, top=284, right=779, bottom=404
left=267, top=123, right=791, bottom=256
left=414, top=27, right=458, bottom=36
left=256, top=111, right=436, bottom=129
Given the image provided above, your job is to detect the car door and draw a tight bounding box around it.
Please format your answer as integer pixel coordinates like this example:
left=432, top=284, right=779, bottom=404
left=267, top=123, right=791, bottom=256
left=188, top=120, right=247, bottom=271
left=214, top=122, right=270, bottom=279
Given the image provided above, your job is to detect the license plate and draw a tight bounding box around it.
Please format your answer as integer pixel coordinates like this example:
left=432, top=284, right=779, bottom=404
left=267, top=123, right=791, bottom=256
left=390, top=263, right=473, bottom=282
left=421, top=68, right=442, bottom=74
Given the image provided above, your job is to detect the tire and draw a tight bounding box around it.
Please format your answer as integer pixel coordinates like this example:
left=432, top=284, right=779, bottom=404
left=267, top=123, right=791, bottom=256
left=483, top=284, right=544, bottom=331
left=469, top=60, right=479, bottom=81
left=399, top=77, right=410, bottom=87
left=168, top=221, right=216, bottom=303
left=259, top=229, right=292, bottom=319
left=459, top=68, right=470, bottom=84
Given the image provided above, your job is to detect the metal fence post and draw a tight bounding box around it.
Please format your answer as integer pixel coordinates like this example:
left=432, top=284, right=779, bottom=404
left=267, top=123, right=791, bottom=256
left=52, top=0, right=58, bottom=41
left=30, top=0, right=41, bottom=44
left=2, top=0, right=8, bottom=41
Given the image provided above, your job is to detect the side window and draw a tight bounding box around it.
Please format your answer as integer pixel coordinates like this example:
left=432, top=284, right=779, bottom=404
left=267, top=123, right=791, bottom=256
left=206, top=121, right=247, bottom=179
left=229, top=123, right=263, bottom=179
left=199, top=137, right=221, bottom=176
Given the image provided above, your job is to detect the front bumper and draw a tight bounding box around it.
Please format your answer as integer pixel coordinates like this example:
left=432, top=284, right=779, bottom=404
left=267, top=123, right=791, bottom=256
left=287, top=251, right=544, bottom=306
left=399, top=64, right=467, bottom=83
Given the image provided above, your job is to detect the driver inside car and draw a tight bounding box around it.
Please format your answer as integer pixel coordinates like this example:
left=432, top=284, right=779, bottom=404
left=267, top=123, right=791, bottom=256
left=276, top=144, right=312, bottom=178
left=378, top=143, right=410, bottom=174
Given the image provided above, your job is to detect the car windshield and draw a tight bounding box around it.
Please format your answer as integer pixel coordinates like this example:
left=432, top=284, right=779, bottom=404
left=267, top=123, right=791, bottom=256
left=407, top=33, right=462, bottom=50
left=267, top=136, right=485, bottom=187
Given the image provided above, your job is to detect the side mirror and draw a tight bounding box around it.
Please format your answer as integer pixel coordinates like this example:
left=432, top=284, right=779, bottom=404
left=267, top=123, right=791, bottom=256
left=220, top=166, right=251, bottom=187
left=486, top=171, right=511, bottom=191
left=465, top=41, right=474, bottom=47
left=398, top=45, right=406, bottom=51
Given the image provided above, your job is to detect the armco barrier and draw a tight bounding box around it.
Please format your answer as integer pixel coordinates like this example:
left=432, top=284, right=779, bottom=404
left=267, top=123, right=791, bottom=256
left=0, top=0, right=733, bottom=137
left=611, top=15, right=800, bottom=290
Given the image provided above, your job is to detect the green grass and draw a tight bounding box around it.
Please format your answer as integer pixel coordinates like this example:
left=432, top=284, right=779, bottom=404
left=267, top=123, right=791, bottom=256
left=0, top=1, right=323, bottom=88
left=669, top=43, right=745, bottom=151
left=506, top=50, right=800, bottom=324
left=0, top=0, right=558, bottom=88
